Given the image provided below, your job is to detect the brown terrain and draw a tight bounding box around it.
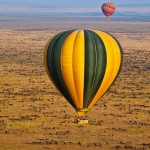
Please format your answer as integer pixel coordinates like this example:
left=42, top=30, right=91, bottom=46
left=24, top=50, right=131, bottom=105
left=0, top=18, right=150, bottom=150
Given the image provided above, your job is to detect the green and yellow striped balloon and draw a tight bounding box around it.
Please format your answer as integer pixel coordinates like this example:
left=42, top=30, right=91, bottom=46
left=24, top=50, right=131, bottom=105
left=44, top=30, right=122, bottom=116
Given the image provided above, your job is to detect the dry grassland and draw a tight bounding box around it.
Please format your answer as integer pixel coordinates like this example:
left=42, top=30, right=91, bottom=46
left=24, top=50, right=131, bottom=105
left=0, top=21, right=150, bottom=150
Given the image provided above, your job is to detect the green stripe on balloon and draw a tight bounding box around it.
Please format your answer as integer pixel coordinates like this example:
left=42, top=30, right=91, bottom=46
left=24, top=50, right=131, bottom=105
left=47, top=30, right=77, bottom=109
left=83, top=30, right=96, bottom=107
left=85, top=30, right=107, bottom=107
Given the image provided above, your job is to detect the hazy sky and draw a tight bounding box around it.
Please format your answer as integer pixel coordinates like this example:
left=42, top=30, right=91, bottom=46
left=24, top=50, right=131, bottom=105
left=1, top=0, right=150, bottom=7
left=0, top=0, right=150, bottom=14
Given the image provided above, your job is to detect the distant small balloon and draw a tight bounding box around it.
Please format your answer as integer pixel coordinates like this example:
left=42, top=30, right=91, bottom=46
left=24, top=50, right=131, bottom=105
left=101, top=3, right=116, bottom=20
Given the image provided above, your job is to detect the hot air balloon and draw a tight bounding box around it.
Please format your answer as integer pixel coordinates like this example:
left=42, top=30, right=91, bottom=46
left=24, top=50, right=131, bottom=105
left=101, top=3, right=116, bottom=20
left=44, top=30, right=122, bottom=122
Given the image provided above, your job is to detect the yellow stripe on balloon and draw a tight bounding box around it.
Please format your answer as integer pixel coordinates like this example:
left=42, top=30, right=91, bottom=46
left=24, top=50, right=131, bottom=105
left=89, top=30, right=121, bottom=108
left=61, top=30, right=80, bottom=107
left=72, top=30, right=84, bottom=108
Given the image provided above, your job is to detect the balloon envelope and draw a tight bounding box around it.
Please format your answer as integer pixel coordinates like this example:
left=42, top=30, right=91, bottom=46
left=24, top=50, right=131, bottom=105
left=44, top=30, right=122, bottom=116
left=101, top=3, right=116, bottom=20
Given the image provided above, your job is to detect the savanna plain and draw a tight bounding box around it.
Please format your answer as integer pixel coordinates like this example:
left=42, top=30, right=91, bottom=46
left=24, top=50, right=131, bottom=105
left=0, top=17, right=150, bottom=150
